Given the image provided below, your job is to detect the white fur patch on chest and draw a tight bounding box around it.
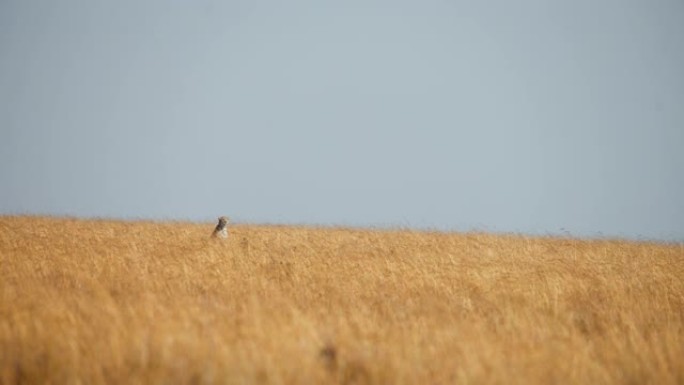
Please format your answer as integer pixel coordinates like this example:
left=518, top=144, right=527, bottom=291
left=213, top=227, right=228, bottom=238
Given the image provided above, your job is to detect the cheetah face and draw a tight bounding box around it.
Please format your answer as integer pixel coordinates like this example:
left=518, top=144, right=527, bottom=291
left=217, top=216, right=230, bottom=229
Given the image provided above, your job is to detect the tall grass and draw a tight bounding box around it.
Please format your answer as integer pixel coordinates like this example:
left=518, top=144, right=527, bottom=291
left=1, top=216, right=682, bottom=384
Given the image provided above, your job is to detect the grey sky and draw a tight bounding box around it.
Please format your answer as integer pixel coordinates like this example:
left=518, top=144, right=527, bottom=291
left=1, top=0, right=683, bottom=240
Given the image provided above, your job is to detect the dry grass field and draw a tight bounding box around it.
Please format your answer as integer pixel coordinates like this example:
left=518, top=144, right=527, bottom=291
left=1, top=216, right=683, bottom=385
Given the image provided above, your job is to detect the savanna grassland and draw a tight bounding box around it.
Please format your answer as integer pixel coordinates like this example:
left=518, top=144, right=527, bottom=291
left=1, top=216, right=683, bottom=385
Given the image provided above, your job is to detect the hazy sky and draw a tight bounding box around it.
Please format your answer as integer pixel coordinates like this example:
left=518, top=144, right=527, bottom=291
left=1, top=0, right=683, bottom=240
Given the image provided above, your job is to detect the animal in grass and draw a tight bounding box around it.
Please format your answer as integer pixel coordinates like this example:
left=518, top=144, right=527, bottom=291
left=211, top=216, right=230, bottom=239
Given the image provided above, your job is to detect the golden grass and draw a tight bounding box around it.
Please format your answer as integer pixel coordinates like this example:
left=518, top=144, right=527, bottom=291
left=1, top=216, right=682, bottom=385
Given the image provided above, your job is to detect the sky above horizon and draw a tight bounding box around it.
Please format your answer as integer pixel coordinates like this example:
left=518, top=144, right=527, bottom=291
left=1, top=0, right=683, bottom=241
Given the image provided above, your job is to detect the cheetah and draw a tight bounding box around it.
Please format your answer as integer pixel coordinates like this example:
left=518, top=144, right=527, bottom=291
left=211, top=216, right=230, bottom=239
